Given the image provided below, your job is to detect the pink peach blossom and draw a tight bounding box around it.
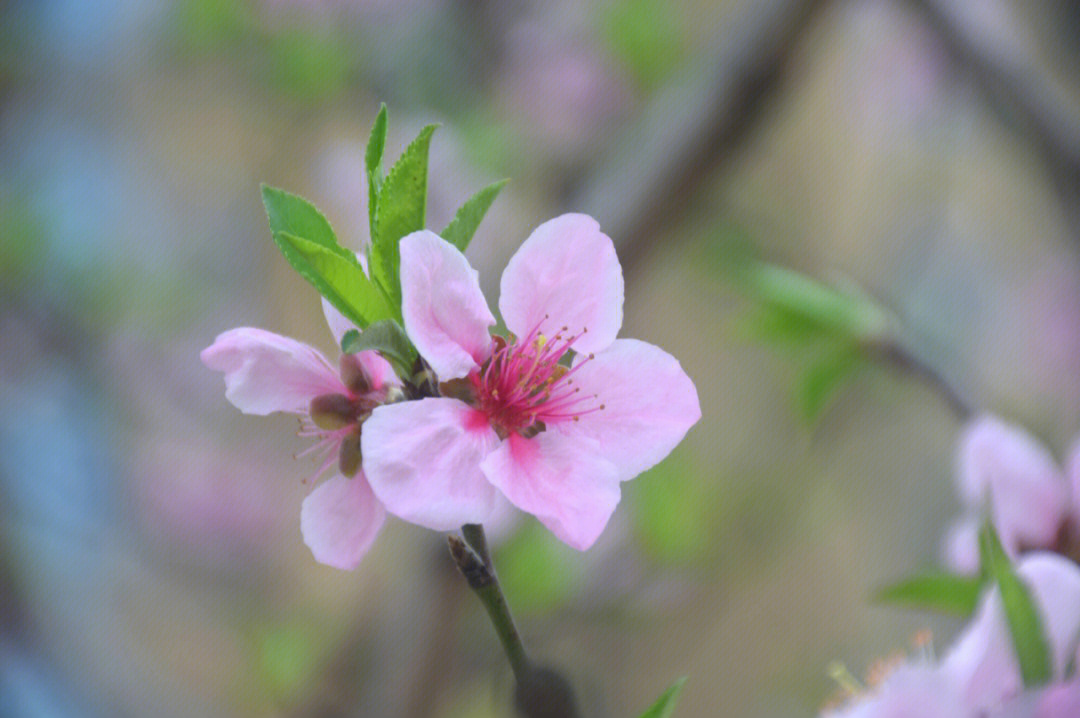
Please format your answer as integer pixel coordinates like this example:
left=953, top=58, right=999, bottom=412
left=201, top=300, right=398, bottom=569
left=943, top=416, right=1071, bottom=573
left=361, top=214, right=700, bottom=550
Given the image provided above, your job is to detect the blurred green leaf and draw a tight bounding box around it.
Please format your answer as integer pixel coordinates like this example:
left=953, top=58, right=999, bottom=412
left=797, top=344, right=865, bottom=422
left=496, top=521, right=582, bottom=613
left=874, top=571, right=985, bottom=617
left=602, top=0, right=685, bottom=89
left=365, top=104, right=389, bottom=239
left=979, top=520, right=1052, bottom=687
left=636, top=677, right=687, bottom=718
left=273, top=231, right=394, bottom=328
left=370, top=125, right=437, bottom=307
left=340, top=319, right=417, bottom=374
left=255, top=622, right=320, bottom=701
left=631, top=451, right=713, bottom=564
left=441, top=179, right=508, bottom=252
left=265, top=26, right=354, bottom=100
left=741, top=262, right=889, bottom=342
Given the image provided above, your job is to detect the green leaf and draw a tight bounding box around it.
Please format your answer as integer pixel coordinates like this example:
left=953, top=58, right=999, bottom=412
left=636, top=677, right=687, bottom=718
left=979, top=520, right=1052, bottom=687
left=370, top=124, right=437, bottom=306
left=340, top=319, right=417, bottom=373
left=740, top=261, right=890, bottom=343
left=798, top=344, right=865, bottom=422
left=441, top=179, right=508, bottom=252
left=261, top=185, right=345, bottom=254
left=365, top=104, right=388, bottom=239
left=273, top=232, right=395, bottom=329
left=874, top=571, right=985, bottom=617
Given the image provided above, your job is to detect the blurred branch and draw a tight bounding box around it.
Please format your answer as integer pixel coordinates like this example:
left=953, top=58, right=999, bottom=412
left=907, top=0, right=1080, bottom=234
left=565, top=0, right=828, bottom=275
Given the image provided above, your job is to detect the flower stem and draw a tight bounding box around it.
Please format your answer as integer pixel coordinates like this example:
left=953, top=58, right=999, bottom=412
left=449, top=526, right=581, bottom=717
left=448, top=526, right=530, bottom=680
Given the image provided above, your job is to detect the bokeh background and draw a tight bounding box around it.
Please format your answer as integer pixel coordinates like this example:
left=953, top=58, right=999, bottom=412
left=4, top=0, right=1080, bottom=716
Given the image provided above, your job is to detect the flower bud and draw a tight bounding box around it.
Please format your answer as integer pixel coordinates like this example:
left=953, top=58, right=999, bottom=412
left=310, top=393, right=356, bottom=430
left=339, top=354, right=373, bottom=395
left=338, top=431, right=362, bottom=477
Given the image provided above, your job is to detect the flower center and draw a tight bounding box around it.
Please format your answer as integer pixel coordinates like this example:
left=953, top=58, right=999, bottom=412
left=467, top=321, right=603, bottom=439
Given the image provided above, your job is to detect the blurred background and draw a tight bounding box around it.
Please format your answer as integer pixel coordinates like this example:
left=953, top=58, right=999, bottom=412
left=4, top=0, right=1080, bottom=716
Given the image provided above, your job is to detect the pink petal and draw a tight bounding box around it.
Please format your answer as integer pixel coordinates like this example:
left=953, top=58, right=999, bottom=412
left=200, top=327, right=344, bottom=415
left=300, top=473, right=385, bottom=570
left=942, top=553, right=1080, bottom=711
left=322, top=297, right=356, bottom=347
left=400, top=230, right=494, bottom=380
left=481, top=430, right=620, bottom=550
left=361, top=398, right=501, bottom=530
left=956, top=416, right=1068, bottom=552
left=570, top=338, right=701, bottom=482
left=498, top=214, right=623, bottom=355
left=942, top=516, right=982, bottom=574
left=822, top=664, right=972, bottom=718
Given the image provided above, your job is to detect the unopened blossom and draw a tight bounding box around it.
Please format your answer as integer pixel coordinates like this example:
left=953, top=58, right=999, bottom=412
left=361, top=214, right=701, bottom=550
left=943, top=415, right=1080, bottom=573
left=201, top=300, right=399, bottom=569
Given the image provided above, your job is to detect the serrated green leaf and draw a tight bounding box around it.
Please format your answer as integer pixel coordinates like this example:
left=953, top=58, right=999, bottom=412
left=798, top=344, right=864, bottom=422
left=340, top=319, right=417, bottom=374
left=365, top=104, right=388, bottom=239
left=441, top=179, right=508, bottom=252
left=979, top=520, right=1052, bottom=687
left=636, top=677, right=687, bottom=718
left=273, top=232, right=395, bottom=329
left=261, top=185, right=346, bottom=254
left=370, top=124, right=437, bottom=306
left=874, top=571, right=985, bottom=617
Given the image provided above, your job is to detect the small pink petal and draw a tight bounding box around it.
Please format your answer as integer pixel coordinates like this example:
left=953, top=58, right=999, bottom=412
left=570, top=339, right=701, bottom=482
left=362, top=398, right=501, bottom=530
left=956, top=416, right=1068, bottom=552
left=481, top=430, right=620, bottom=550
left=498, top=214, right=623, bottom=355
left=822, top=664, right=972, bottom=718
left=400, top=230, right=494, bottom=380
left=300, top=473, right=385, bottom=570
left=200, top=327, right=344, bottom=415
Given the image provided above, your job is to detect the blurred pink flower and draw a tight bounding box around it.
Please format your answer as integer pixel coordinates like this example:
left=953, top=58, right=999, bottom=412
left=825, top=553, right=1080, bottom=717
left=361, top=214, right=700, bottom=550
left=201, top=300, right=399, bottom=569
left=943, top=416, right=1079, bottom=573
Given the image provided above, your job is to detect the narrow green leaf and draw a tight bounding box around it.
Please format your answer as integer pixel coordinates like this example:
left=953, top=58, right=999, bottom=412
left=979, top=520, right=1052, bottom=687
left=874, top=571, right=985, bottom=617
left=340, top=319, right=417, bottom=373
left=273, top=232, right=395, bottom=329
left=441, top=179, right=508, bottom=252
left=637, top=677, right=687, bottom=718
left=262, top=185, right=345, bottom=253
left=365, top=104, right=388, bottom=239
left=370, top=124, right=437, bottom=306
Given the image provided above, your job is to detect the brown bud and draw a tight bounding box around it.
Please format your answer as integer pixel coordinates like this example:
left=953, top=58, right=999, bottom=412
left=339, top=354, right=373, bottom=395
left=439, top=377, right=476, bottom=404
left=310, top=393, right=356, bottom=430
left=338, top=431, right=362, bottom=477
